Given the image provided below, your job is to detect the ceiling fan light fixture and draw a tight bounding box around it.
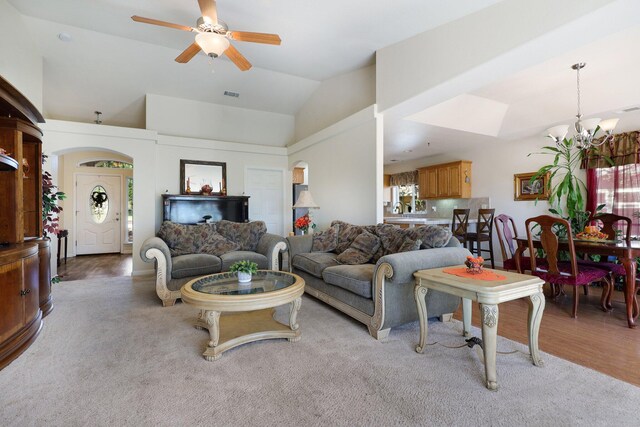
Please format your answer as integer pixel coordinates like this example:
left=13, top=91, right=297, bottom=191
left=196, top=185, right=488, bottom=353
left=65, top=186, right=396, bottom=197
left=195, top=32, right=229, bottom=58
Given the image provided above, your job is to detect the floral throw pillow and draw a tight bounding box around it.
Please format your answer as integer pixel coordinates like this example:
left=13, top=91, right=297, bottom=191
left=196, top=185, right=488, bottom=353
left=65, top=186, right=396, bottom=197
left=336, top=231, right=381, bottom=265
left=405, top=225, right=452, bottom=249
left=398, top=238, right=422, bottom=253
left=198, top=233, right=241, bottom=256
left=216, top=220, right=267, bottom=251
left=311, top=224, right=339, bottom=252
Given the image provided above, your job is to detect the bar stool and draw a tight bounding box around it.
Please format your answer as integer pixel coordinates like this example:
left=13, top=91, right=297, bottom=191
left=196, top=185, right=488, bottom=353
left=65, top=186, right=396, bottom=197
left=466, top=208, right=495, bottom=269
left=451, top=209, right=470, bottom=245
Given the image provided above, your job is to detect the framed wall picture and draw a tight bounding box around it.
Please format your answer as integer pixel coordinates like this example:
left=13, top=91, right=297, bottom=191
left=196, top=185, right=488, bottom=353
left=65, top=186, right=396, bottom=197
left=180, top=160, right=227, bottom=195
left=514, top=172, right=550, bottom=201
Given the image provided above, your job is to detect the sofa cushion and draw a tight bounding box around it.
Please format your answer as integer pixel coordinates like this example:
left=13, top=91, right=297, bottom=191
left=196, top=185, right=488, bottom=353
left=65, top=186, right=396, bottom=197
left=171, top=254, right=222, bottom=279
left=292, top=252, right=340, bottom=278
left=336, top=231, right=381, bottom=265
left=322, top=264, right=375, bottom=299
left=311, top=224, right=339, bottom=253
left=331, top=220, right=365, bottom=254
left=405, top=225, right=453, bottom=249
left=398, top=238, right=422, bottom=253
left=216, top=220, right=267, bottom=251
left=199, top=233, right=241, bottom=256
left=158, top=221, right=218, bottom=256
left=220, top=251, right=269, bottom=271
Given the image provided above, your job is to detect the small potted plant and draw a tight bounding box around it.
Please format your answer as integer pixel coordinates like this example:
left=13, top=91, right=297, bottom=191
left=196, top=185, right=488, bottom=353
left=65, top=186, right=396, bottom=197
left=229, top=260, right=258, bottom=283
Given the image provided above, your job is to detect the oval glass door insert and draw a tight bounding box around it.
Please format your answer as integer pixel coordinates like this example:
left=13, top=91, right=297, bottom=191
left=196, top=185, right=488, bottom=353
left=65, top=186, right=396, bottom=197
left=90, top=185, right=109, bottom=224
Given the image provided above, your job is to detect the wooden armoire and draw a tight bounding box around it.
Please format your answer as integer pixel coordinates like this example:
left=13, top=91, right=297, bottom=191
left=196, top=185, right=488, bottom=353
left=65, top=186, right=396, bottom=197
left=0, top=75, right=51, bottom=370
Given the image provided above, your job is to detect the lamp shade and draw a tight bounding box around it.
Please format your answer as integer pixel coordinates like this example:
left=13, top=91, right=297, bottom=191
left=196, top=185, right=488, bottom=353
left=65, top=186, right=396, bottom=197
left=580, top=118, right=601, bottom=133
left=195, top=32, right=230, bottom=58
left=599, top=118, right=619, bottom=132
left=546, top=125, right=569, bottom=142
left=293, top=190, right=319, bottom=209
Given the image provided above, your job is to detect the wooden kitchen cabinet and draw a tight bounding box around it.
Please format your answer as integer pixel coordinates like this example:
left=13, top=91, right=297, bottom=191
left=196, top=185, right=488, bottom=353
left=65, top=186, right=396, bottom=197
left=292, top=167, right=305, bottom=184
left=418, top=161, right=471, bottom=199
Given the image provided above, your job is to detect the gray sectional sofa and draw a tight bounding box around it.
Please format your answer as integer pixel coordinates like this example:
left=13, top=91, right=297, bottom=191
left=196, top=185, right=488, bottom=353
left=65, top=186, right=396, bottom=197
left=287, top=220, right=471, bottom=340
left=141, top=220, right=287, bottom=306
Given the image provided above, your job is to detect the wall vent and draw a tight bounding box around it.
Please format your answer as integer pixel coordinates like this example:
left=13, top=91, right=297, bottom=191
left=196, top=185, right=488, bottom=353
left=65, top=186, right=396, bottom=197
left=224, top=91, right=240, bottom=98
left=622, top=106, right=640, bottom=113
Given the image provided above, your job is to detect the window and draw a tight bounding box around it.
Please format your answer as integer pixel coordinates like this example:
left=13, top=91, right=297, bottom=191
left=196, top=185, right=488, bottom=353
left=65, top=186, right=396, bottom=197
left=589, top=164, right=640, bottom=238
left=126, top=177, right=133, bottom=243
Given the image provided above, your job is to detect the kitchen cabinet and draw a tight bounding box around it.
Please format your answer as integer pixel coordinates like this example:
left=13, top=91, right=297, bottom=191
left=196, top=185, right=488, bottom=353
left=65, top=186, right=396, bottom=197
left=383, top=174, right=391, bottom=203
left=417, top=160, right=472, bottom=199
left=292, top=167, right=305, bottom=184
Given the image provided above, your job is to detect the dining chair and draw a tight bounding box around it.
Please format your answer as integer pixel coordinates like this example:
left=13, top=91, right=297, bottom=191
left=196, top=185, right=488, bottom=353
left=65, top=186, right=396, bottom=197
left=579, top=213, right=632, bottom=310
left=451, top=209, right=470, bottom=246
left=466, top=208, right=496, bottom=268
left=525, top=215, right=611, bottom=318
left=494, top=214, right=546, bottom=272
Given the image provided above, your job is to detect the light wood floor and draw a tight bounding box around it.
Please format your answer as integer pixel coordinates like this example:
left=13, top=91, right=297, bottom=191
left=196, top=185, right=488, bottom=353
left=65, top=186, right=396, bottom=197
left=56, top=255, right=639, bottom=386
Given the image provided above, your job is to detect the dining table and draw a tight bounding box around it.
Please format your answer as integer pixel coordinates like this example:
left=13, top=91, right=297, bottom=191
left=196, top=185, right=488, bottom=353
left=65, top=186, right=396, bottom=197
left=514, top=237, right=640, bottom=328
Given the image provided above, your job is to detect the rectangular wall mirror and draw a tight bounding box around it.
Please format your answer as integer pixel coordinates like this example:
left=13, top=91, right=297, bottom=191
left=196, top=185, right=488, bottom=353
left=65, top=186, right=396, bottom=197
left=180, top=160, right=227, bottom=195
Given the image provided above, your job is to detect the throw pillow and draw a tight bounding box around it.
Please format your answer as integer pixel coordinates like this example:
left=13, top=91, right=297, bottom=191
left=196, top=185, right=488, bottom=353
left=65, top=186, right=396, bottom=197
left=331, top=220, right=368, bottom=254
left=311, top=224, right=339, bottom=252
left=216, top=220, right=267, bottom=251
left=157, top=221, right=196, bottom=256
left=398, top=238, right=422, bottom=253
left=198, top=232, right=241, bottom=256
left=405, top=225, right=452, bottom=249
left=336, top=231, right=381, bottom=265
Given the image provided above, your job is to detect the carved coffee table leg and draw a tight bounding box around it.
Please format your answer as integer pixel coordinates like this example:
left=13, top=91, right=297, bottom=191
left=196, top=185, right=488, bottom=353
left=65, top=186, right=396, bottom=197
left=480, top=304, right=499, bottom=391
left=462, top=298, right=472, bottom=337
left=203, top=310, right=220, bottom=346
left=527, top=292, right=545, bottom=367
left=288, top=297, right=302, bottom=342
left=414, top=285, right=429, bottom=353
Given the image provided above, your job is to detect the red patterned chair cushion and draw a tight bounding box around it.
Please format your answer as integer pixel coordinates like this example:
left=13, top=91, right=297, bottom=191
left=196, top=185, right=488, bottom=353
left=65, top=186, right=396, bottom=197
left=533, top=262, right=610, bottom=286
left=576, top=259, right=626, bottom=276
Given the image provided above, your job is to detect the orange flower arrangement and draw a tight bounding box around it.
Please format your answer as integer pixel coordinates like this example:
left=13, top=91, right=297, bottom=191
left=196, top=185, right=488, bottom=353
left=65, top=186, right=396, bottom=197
left=294, top=213, right=315, bottom=233
left=465, top=255, right=484, bottom=274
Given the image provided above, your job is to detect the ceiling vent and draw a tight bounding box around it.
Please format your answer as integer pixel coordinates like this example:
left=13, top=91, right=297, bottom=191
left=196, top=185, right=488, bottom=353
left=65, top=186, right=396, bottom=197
left=622, top=106, right=640, bottom=113
left=224, top=91, right=239, bottom=98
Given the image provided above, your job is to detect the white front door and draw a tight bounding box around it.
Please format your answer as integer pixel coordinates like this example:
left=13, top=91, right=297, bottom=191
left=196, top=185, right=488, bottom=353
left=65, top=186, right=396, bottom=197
left=245, top=168, right=284, bottom=236
left=76, top=174, right=122, bottom=255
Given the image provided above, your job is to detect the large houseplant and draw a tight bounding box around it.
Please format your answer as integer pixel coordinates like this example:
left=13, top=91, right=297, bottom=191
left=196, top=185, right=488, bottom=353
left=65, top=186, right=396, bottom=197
left=530, top=138, right=607, bottom=234
left=42, top=155, right=66, bottom=237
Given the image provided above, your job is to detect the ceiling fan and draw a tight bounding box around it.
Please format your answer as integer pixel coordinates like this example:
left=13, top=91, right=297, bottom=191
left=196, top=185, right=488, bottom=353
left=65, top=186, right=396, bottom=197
left=131, top=0, right=281, bottom=71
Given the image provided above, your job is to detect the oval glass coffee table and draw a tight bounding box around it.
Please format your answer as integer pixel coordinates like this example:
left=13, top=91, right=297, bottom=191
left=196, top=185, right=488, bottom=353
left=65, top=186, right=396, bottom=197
left=181, top=270, right=304, bottom=361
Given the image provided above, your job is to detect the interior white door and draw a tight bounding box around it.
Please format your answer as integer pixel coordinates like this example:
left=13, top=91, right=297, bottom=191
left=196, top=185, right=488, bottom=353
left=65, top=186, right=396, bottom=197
left=245, top=168, right=284, bottom=236
left=76, top=174, right=122, bottom=255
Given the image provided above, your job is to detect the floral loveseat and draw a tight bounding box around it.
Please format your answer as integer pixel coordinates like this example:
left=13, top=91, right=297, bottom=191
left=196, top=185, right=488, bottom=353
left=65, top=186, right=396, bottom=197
left=287, top=220, right=471, bottom=340
left=141, top=220, right=287, bottom=306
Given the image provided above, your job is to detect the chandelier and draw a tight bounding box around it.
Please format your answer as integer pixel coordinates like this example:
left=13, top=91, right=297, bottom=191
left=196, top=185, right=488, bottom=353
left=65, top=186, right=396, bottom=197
left=546, top=62, right=618, bottom=150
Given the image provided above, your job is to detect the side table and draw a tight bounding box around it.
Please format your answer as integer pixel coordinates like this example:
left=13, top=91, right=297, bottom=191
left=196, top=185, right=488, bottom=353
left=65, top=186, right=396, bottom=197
left=56, top=229, right=68, bottom=267
left=413, top=266, right=545, bottom=391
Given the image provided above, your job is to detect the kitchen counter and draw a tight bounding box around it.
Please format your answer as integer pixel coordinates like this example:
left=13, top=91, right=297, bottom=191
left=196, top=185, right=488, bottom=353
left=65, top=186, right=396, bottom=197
left=383, top=217, right=478, bottom=228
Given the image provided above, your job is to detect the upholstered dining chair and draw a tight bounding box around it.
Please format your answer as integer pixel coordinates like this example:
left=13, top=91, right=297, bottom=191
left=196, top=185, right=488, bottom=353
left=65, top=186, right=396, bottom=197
left=451, top=209, right=470, bottom=246
left=525, top=215, right=611, bottom=318
left=578, top=213, right=632, bottom=310
left=494, top=213, right=546, bottom=273
left=466, top=208, right=495, bottom=268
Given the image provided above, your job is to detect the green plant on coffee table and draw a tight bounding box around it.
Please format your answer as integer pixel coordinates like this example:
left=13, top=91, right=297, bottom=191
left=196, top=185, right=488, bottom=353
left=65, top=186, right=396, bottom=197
left=229, top=260, right=258, bottom=275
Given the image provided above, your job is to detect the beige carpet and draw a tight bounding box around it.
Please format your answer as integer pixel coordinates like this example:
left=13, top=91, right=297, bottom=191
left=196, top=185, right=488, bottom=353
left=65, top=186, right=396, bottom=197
left=1, top=276, right=638, bottom=426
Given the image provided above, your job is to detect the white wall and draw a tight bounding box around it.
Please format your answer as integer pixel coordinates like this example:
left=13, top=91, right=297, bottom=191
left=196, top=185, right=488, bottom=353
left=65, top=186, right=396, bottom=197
left=289, top=106, right=379, bottom=229
left=376, top=0, right=625, bottom=114
left=294, top=65, right=376, bottom=142
left=384, top=136, right=583, bottom=266
left=41, top=120, right=158, bottom=276
left=155, top=134, right=290, bottom=233
left=0, top=0, right=43, bottom=111
left=147, top=94, right=295, bottom=146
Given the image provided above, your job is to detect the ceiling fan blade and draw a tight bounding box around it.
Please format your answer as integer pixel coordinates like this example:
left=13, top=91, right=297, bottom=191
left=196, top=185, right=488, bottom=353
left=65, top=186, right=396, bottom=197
left=175, top=42, right=202, bottom=63
left=224, top=45, right=252, bottom=71
left=131, top=15, right=195, bottom=32
left=228, top=31, right=281, bottom=45
left=198, top=0, right=218, bottom=24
